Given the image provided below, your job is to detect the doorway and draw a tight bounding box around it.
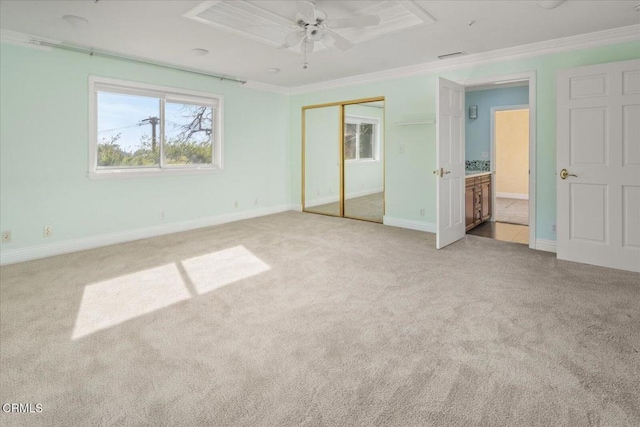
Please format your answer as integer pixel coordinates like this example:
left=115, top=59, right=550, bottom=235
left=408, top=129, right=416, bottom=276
left=435, top=72, right=537, bottom=250
left=468, top=105, right=530, bottom=244
left=461, top=80, right=532, bottom=246
left=302, top=97, right=385, bottom=223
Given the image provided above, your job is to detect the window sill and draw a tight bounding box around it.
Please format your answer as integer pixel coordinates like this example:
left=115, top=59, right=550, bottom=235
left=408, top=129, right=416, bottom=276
left=87, top=167, right=223, bottom=180
left=345, top=159, right=379, bottom=166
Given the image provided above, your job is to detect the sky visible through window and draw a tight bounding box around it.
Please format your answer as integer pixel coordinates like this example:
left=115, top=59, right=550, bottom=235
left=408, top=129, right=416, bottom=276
left=97, top=93, right=207, bottom=152
left=97, top=92, right=159, bottom=152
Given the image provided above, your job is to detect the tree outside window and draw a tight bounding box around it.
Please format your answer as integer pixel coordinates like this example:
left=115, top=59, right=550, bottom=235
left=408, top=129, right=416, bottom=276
left=344, top=117, right=378, bottom=162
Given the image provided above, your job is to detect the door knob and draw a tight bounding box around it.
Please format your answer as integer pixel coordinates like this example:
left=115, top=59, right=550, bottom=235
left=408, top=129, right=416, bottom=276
left=432, top=168, right=451, bottom=178
left=560, top=168, right=577, bottom=180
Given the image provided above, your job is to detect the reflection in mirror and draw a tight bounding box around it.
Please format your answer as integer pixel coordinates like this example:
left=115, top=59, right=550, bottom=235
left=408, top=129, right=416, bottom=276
left=303, top=105, right=341, bottom=216
left=344, top=101, right=384, bottom=222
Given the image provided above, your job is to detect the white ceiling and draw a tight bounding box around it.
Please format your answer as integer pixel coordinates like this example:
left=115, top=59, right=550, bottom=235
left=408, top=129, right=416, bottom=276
left=0, top=0, right=638, bottom=88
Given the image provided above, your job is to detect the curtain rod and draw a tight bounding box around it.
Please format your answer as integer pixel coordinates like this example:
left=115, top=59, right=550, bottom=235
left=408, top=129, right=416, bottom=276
left=30, top=39, right=247, bottom=85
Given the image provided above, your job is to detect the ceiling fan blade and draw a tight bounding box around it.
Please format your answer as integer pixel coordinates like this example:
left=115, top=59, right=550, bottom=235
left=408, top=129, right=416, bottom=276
left=327, top=15, right=380, bottom=29
left=324, top=29, right=352, bottom=50
left=320, top=32, right=335, bottom=48
left=284, top=30, right=304, bottom=48
left=297, top=1, right=316, bottom=23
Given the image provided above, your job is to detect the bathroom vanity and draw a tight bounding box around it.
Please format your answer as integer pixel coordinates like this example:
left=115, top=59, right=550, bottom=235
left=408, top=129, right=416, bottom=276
left=465, top=172, right=492, bottom=231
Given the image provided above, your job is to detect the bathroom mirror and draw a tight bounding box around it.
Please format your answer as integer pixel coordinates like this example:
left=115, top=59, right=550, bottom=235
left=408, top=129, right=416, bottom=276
left=303, top=105, right=341, bottom=217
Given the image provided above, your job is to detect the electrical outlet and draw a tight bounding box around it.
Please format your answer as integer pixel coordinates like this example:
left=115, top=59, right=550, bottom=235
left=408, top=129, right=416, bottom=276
left=419, top=208, right=426, bottom=216
left=399, top=144, right=405, bottom=154
left=254, top=198, right=258, bottom=206
left=44, top=225, right=52, bottom=237
left=159, top=210, right=165, bottom=220
left=2, top=230, right=11, bottom=243
left=552, top=224, right=557, bottom=233
left=234, top=201, right=238, bottom=208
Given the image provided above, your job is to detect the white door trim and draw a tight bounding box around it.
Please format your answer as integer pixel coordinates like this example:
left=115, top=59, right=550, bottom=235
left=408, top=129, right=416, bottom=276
left=462, top=72, right=537, bottom=250
left=490, top=104, right=530, bottom=224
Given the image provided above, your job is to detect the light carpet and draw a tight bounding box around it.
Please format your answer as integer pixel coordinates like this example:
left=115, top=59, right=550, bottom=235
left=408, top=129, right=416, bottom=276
left=1, top=212, right=639, bottom=426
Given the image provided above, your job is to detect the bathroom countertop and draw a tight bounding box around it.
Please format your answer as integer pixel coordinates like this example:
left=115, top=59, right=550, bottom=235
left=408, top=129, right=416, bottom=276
left=465, top=171, right=491, bottom=178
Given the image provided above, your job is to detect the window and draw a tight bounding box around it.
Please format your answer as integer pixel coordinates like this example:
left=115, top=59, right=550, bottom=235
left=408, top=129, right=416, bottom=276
left=89, top=77, right=223, bottom=178
left=344, top=116, right=379, bottom=162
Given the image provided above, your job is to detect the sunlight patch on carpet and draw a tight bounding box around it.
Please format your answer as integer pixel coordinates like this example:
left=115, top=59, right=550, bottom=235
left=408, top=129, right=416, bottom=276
left=181, top=245, right=271, bottom=295
left=72, top=264, right=190, bottom=339
left=72, top=246, right=270, bottom=340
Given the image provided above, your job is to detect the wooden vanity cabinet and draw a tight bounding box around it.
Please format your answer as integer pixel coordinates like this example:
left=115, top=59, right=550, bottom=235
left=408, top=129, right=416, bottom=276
left=465, top=174, right=492, bottom=231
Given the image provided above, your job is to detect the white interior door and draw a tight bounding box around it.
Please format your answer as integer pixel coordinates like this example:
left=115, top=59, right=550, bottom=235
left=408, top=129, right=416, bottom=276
left=436, top=77, right=466, bottom=249
left=557, top=59, right=640, bottom=273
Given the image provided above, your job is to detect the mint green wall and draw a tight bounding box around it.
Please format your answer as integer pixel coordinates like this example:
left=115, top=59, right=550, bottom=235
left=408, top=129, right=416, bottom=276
left=290, top=41, right=640, bottom=241
left=0, top=44, right=290, bottom=250
left=2, top=40, right=639, bottom=254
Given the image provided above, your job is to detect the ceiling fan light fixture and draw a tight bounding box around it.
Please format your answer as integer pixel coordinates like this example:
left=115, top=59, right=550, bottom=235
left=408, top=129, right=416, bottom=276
left=308, top=28, right=324, bottom=42
left=537, top=0, right=566, bottom=10
left=266, top=68, right=280, bottom=74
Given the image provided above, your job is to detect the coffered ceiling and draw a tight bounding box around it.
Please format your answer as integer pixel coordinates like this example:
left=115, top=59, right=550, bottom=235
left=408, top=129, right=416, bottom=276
left=0, top=1, right=638, bottom=88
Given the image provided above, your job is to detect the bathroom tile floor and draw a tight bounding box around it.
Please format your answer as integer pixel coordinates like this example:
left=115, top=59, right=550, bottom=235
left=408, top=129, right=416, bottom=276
left=467, top=221, right=529, bottom=245
left=495, top=197, right=528, bottom=226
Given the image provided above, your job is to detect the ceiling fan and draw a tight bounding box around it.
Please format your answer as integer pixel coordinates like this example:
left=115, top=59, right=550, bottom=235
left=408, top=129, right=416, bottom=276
left=283, top=0, right=381, bottom=68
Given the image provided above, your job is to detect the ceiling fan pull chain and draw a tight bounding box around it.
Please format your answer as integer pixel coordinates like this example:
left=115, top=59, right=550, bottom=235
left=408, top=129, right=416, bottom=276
left=303, top=37, right=309, bottom=69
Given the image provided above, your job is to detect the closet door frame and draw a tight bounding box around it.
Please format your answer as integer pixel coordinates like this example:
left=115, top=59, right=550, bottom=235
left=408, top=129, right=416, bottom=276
left=302, top=96, right=385, bottom=221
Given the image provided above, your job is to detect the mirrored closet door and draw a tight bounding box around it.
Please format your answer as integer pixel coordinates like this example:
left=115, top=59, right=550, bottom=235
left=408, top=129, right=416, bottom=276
left=303, top=105, right=341, bottom=217
left=343, top=101, right=384, bottom=222
left=302, top=97, right=384, bottom=223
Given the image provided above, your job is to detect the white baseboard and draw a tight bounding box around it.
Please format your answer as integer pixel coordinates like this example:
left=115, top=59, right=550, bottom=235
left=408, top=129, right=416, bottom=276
left=496, top=192, right=529, bottom=200
left=305, top=195, right=339, bottom=208
left=305, top=187, right=383, bottom=208
left=345, top=187, right=384, bottom=199
left=534, top=239, right=557, bottom=253
left=0, top=204, right=295, bottom=266
left=383, top=216, right=436, bottom=233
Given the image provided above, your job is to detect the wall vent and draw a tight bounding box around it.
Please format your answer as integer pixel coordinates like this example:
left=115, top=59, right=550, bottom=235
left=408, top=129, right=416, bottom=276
left=437, top=51, right=467, bottom=60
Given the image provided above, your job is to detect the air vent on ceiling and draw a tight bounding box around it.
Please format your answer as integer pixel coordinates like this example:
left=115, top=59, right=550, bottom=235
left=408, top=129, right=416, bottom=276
left=437, top=51, right=466, bottom=60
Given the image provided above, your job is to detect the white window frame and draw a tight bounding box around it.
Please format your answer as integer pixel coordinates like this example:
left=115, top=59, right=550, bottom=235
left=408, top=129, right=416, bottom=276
left=344, top=115, right=380, bottom=164
left=88, top=76, right=223, bottom=179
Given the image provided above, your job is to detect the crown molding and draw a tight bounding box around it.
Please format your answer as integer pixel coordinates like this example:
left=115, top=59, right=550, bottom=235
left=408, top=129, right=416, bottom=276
left=289, top=24, right=640, bottom=95
left=0, top=29, right=57, bottom=50
left=240, top=80, right=291, bottom=95
left=3, top=24, right=638, bottom=96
